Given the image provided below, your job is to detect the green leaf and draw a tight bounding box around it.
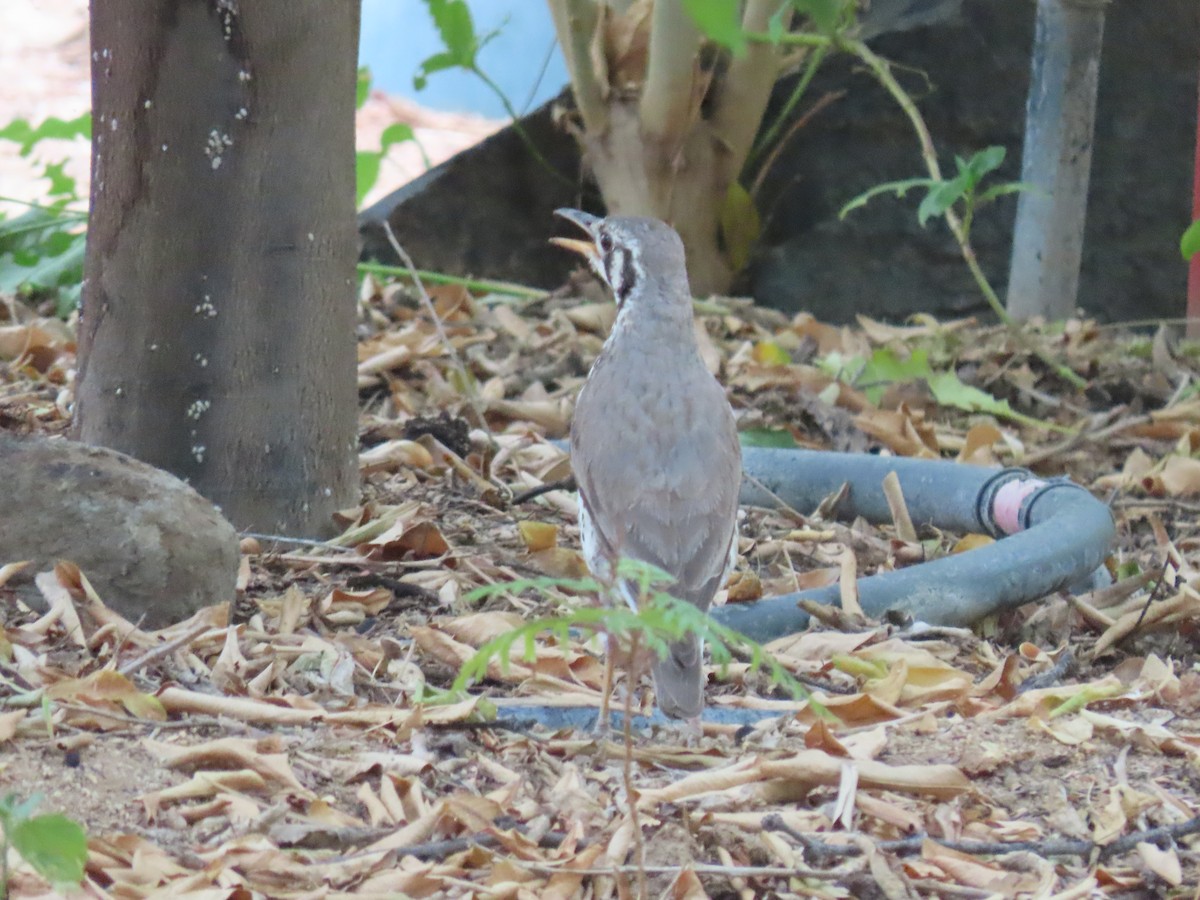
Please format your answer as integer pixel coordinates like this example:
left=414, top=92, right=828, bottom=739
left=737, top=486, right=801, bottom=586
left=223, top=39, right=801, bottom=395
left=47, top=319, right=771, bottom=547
left=852, top=348, right=1061, bottom=430
left=844, top=146, right=1015, bottom=227
left=55, top=282, right=82, bottom=317
left=975, top=181, right=1035, bottom=207
left=718, top=180, right=759, bottom=272
left=916, top=176, right=968, bottom=226
left=793, top=0, right=850, bottom=34
left=380, top=123, right=415, bottom=151
left=0, top=232, right=86, bottom=293
left=924, top=370, right=1021, bottom=419
left=0, top=113, right=91, bottom=156
left=1181, top=219, right=1200, bottom=261
left=855, top=347, right=927, bottom=402
left=40, top=161, right=77, bottom=199
left=682, top=0, right=746, bottom=55
left=767, top=4, right=789, bottom=41
left=414, top=50, right=463, bottom=90
left=839, top=177, right=936, bottom=219
left=739, top=428, right=799, bottom=449
left=356, top=67, right=371, bottom=110
left=355, top=151, right=382, bottom=207
left=427, top=0, right=478, bottom=60
left=356, top=125, right=417, bottom=207
left=0, top=207, right=76, bottom=244
left=0, top=792, right=42, bottom=823
left=9, top=813, right=87, bottom=886
left=964, top=145, right=1006, bottom=181
left=1115, top=560, right=1141, bottom=580
left=414, top=0, right=479, bottom=89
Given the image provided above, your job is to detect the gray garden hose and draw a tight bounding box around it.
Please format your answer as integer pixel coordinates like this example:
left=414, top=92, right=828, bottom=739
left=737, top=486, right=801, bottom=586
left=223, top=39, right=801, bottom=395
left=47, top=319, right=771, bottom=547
left=713, top=447, right=1115, bottom=641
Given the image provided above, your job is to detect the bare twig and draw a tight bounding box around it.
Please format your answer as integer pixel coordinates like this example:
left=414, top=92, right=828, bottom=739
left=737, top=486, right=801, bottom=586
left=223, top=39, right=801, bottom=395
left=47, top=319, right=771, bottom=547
left=331, top=818, right=571, bottom=863
left=241, top=531, right=339, bottom=549
left=1020, top=410, right=1148, bottom=467
left=1114, top=496, right=1200, bottom=515
left=1015, top=648, right=1075, bottom=693
left=358, top=261, right=548, bottom=300
left=381, top=221, right=488, bottom=428
left=741, top=470, right=809, bottom=524
left=622, top=631, right=647, bottom=899
left=747, top=43, right=829, bottom=178
left=1132, top=557, right=1175, bottom=631
left=118, top=623, right=209, bottom=678
left=510, top=476, right=577, bottom=505
left=750, top=89, right=844, bottom=197
left=764, top=812, right=1200, bottom=864
left=521, top=861, right=830, bottom=879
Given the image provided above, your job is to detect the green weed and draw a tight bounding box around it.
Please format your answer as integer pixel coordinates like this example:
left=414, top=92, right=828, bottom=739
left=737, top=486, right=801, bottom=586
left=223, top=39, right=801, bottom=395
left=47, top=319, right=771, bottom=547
left=0, top=113, right=90, bottom=316
left=451, top=557, right=821, bottom=717
left=355, top=67, right=424, bottom=207
left=412, top=0, right=570, bottom=186
left=0, top=793, right=88, bottom=894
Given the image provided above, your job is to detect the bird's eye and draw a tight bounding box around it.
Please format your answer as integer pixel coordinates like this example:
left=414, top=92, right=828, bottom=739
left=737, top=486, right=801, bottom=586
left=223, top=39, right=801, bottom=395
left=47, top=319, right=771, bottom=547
left=598, top=232, right=614, bottom=255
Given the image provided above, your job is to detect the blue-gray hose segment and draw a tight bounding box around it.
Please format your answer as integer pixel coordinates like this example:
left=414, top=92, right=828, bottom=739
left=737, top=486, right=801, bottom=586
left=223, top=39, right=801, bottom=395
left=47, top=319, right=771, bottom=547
left=713, top=448, right=1115, bottom=640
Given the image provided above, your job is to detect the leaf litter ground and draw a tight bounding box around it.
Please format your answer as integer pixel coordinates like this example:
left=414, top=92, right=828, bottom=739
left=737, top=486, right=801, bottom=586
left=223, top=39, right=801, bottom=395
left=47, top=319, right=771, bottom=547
left=2, top=281, right=1200, bottom=898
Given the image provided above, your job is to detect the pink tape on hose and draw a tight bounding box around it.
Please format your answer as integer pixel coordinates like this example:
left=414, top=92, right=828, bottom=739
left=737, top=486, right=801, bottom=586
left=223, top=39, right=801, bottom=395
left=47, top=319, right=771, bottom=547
left=993, top=478, right=1047, bottom=535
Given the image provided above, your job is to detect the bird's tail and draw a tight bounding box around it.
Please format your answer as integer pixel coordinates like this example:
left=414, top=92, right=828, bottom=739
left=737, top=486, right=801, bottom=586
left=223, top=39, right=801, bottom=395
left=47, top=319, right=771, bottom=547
left=651, top=632, right=705, bottom=720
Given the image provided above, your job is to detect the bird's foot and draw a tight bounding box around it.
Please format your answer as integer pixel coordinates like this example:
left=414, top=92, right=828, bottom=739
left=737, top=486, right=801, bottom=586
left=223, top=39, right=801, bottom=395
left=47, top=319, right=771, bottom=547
left=654, top=713, right=703, bottom=746
left=591, top=708, right=612, bottom=739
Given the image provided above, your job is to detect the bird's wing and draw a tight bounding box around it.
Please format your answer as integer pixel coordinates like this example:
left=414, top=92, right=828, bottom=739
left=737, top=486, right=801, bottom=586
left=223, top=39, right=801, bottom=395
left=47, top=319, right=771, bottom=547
left=571, top=365, right=740, bottom=611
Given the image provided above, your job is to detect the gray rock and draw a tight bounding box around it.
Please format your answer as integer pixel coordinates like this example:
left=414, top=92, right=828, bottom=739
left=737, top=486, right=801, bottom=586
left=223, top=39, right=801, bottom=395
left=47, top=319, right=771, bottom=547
left=0, top=435, right=239, bottom=627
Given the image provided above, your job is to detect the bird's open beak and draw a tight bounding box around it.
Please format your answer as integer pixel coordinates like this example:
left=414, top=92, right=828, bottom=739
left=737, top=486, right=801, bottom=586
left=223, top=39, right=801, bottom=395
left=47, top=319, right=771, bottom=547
left=551, top=208, right=602, bottom=265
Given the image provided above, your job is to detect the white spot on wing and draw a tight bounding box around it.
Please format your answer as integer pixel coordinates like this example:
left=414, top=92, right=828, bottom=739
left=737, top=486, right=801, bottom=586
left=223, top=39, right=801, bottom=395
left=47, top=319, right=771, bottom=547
left=579, top=500, right=638, bottom=613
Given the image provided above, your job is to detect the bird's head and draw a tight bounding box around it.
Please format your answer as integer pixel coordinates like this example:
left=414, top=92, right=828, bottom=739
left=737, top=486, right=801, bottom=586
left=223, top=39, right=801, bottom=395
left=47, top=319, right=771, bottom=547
left=551, top=209, right=689, bottom=310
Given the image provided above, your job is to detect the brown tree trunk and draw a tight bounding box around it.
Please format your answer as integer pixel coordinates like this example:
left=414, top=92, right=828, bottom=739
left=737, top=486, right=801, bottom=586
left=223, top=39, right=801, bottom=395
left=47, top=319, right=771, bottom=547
left=76, top=1, right=361, bottom=536
left=584, top=103, right=733, bottom=296
left=552, top=0, right=790, bottom=298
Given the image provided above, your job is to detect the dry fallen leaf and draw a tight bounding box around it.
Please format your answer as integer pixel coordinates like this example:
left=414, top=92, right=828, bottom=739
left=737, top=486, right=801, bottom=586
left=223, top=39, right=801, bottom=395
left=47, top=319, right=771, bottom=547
left=519, top=520, right=559, bottom=552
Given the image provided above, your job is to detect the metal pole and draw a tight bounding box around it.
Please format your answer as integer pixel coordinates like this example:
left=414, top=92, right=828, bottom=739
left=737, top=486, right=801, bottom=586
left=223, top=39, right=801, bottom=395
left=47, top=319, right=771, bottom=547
left=1006, top=0, right=1108, bottom=321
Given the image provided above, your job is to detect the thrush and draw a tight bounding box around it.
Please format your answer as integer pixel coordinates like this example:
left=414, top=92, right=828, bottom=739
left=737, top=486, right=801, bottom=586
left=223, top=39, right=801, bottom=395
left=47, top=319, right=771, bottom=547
left=552, top=209, right=742, bottom=724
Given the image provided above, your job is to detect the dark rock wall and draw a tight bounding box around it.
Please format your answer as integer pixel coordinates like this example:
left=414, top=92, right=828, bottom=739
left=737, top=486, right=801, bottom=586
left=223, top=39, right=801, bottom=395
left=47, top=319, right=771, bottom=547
left=358, top=100, right=592, bottom=288
left=750, top=0, right=1198, bottom=322
left=361, top=0, right=1198, bottom=324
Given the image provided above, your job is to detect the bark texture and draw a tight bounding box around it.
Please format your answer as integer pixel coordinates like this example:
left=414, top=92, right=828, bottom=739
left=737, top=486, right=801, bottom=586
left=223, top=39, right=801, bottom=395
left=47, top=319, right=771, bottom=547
left=76, top=1, right=361, bottom=535
left=584, top=103, right=732, bottom=295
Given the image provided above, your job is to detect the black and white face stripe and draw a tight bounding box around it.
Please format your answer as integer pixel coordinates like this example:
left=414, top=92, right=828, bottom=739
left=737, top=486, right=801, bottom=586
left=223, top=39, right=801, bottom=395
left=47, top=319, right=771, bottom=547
left=595, top=227, right=643, bottom=307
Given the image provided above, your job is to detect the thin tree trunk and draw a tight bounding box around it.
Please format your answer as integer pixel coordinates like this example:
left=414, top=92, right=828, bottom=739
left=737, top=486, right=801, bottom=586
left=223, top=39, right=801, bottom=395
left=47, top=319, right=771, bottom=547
left=76, top=1, right=361, bottom=536
left=585, top=103, right=732, bottom=295
left=548, top=0, right=792, bottom=296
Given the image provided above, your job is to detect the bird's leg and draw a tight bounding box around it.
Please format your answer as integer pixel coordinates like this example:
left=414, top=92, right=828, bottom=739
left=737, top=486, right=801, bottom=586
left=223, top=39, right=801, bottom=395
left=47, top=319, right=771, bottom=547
left=593, top=629, right=615, bottom=738
left=653, top=713, right=703, bottom=747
